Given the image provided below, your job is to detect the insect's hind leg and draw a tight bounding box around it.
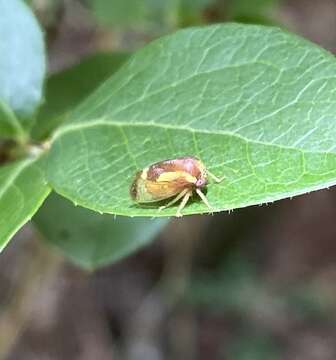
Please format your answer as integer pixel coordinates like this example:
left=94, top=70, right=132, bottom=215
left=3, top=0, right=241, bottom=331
left=175, top=190, right=192, bottom=217
left=158, top=188, right=189, bottom=212
left=196, top=188, right=213, bottom=214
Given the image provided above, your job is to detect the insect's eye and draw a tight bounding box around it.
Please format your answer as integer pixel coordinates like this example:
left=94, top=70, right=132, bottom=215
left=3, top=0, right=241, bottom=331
left=196, top=178, right=206, bottom=187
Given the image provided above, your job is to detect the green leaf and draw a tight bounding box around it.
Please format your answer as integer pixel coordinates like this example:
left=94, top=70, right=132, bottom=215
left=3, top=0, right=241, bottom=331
left=86, top=0, right=192, bottom=30
left=87, top=0, right=218, bottom=30
left=228, top=0, right=279, bottom=18
left=227, top=335, right=281, bottom=360
left=34, top=192, right=168, bottom=269
left=86, top=0, right=176, bottom=29
left=0, top=0, right=45, bottom=126
left=33, top=52, right=129, bottom=140
left=177, top=0, right=216, bottom=25
left=46, top=24, right=336, bottom=217
left=0, top=158, right=51, bottom=252
left=87, top=0, right=150, bottom=28
left=0, top=100, right=26, bottom=139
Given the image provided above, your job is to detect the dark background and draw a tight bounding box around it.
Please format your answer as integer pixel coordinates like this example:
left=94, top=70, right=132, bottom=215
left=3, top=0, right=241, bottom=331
left=2, top=1, right=336, bottom=359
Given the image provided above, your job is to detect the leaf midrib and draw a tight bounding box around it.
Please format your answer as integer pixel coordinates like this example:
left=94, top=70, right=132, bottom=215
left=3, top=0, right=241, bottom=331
left=52, top=119, right=336, bottom=157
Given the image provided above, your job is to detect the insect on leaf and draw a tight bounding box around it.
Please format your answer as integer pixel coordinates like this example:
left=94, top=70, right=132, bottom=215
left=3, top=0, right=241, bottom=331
left=47, top=23, right=336, bottom=217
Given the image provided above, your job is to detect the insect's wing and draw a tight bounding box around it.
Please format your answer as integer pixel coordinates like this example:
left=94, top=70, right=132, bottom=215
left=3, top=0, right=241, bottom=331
left=131, top=170, right=195, bottom=203
left=145, top=179, right=186, bottom=201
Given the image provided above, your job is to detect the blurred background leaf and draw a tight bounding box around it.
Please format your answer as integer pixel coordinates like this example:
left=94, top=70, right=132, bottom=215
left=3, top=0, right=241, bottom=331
left=185, top=255, right=332, bottom=318
left=0, top=0, right=45, bottom=130
left=176, top=0, right=216, bottom=25
left=226, top=0, right=280, bottom=25
left=33, top=52, right=129, bottom=140
left=84, top=0, right=279, bottom=31
left=86, top=0, right=157, bottom=29
left=84, top=0, right=217, bottom=30
left=0, top=102, right=25, bottom=140
left=227, top=0, right=279, bottom=18
left=226, top=333, right=281, bottom=360
left=34, top=192, right=169, bottom=269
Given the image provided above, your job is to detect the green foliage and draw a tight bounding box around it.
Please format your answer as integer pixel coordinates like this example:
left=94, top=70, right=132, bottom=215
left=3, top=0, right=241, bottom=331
left=186, top=254, right=334, bottom=358
left=0, top=0, right=49, bottom=254
left=0, top=101, right=25, bottom=139
left=228, top=0, right=279, bottom=18
left=177, top=0, right=216, bottom=25
left=87, top=0, right=153, bottom=28
left=0, top=0, right=45, bottom=127
left=0, top=158, right=50, bottom=252
left=226, top=334, right=280, bottom=360
left=46, top=24, right=336, bottom=217
left=186, top=255, right=332, bottom=317
left=34, top=193, right=168, bottom=269
left=185, top=256, right=262, bottom=312
left=225, top=0, right=280, bottom=25
left=86, top=0, right=214, bottom=30
left=34, top=53, right=129, bottom=140
left=1, top=4, right=336, bottom=267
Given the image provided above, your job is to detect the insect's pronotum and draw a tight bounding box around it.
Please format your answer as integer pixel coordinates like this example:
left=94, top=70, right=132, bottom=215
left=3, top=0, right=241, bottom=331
left=130, top=156, right=223, bottom=217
